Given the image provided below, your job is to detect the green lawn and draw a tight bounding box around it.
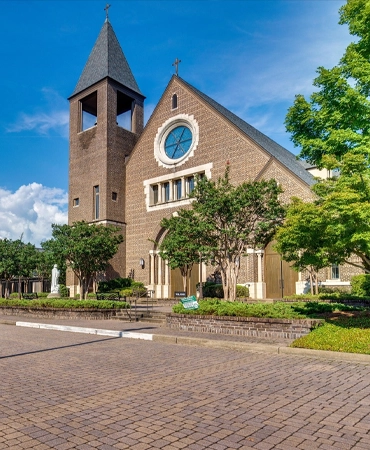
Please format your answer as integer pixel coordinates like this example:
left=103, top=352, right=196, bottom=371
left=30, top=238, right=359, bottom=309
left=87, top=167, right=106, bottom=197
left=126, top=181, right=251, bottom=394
left=291, top=316, right=370, bottom=354
left=173, top=299, right=370, bottom=354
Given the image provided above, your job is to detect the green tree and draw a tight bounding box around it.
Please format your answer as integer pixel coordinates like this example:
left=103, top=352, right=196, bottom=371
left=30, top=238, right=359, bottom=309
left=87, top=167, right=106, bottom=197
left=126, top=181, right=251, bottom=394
left=274, top=198, right=330, bottom=294
left=35, top=248, right=66, bottom=290
left=17, top=241, right=39, bottom=297
left=159, top=210, right=208, bottom=294
left=0, top=239, right=38, bottom=298
left=275, top=153, right=370, bottom=280
left=190, top=168, right=285, bottom=301
left=282, top=1, right=370, bottom=281
left=314, top=152, right=370, bottom=273
left=286, top=0, right=370, bottom=167
left=42, top=221, right=124, bottom=299
left=0, top=239, right=18, bottom=298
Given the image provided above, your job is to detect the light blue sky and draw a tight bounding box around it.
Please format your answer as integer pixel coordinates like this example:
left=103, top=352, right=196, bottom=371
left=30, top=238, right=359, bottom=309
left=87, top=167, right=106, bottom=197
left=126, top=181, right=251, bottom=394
left=0, top=0, right=350, bottom=244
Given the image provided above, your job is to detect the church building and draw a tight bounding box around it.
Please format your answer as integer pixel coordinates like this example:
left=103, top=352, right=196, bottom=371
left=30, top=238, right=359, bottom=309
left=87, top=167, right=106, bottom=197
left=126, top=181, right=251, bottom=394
left=67, top=17, right=354, bottom=299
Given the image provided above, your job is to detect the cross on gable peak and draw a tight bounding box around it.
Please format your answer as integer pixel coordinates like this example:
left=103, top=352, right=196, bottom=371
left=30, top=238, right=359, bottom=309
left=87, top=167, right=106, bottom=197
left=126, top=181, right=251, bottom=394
left=172, top=58, right=181, bottom=76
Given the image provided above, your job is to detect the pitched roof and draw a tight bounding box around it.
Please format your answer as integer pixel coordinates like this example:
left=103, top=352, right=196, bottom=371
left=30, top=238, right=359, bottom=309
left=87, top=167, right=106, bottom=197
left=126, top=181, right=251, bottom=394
left=178, top=77, right=314, bottom=186
left=70, top=19, right=142, bottom=98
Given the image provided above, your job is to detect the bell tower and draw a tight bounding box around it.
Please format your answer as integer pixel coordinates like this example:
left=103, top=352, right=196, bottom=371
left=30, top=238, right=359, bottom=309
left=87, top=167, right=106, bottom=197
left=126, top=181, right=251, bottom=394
left=68, top=16, right=145, bottom=280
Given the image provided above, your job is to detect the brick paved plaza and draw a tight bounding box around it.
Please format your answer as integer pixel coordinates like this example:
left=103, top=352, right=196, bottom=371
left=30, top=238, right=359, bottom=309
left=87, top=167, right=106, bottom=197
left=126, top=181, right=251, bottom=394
left=1, top=324, right=370, bottom=450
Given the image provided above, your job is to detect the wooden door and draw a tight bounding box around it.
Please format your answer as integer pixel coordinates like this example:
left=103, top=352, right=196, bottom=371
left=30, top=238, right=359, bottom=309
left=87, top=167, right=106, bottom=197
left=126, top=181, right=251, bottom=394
left=265, top=242, right=298, bottom=299
left=170, top=264, right=199, bottom=297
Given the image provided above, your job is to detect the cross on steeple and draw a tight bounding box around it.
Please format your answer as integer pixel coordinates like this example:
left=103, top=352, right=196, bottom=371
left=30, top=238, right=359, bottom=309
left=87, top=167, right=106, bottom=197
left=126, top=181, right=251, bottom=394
left=172, top=58, right=181, bottom=76
left=104, top=3, right=111, bottom=20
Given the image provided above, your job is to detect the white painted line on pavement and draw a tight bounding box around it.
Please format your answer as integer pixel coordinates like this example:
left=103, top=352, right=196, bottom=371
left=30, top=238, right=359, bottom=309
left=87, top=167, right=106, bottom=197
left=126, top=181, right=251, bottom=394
left=15, top=321, right=153, bottom=340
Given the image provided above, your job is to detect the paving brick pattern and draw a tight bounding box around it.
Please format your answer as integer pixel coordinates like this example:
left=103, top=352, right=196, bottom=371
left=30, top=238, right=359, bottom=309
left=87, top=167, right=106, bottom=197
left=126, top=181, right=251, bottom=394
left=1, top=325, right=370, bottom=449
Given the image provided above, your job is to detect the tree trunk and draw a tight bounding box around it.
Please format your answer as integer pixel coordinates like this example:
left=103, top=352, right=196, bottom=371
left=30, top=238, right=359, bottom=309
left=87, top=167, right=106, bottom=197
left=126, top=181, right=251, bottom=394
left=221, top=260, right=239, bottom=301
left=79, top=278, right=84, bottom=300
left=4, top=279, right=10, bottom=298
left=309, top=272, right=314, bottom=295
left=199, top=254, right=203, bottom=299
left=314, top=272, right=319, bottom=295
left=180, top=265, right=192, bottom=295
left=182, top=274, right=187, bottom=293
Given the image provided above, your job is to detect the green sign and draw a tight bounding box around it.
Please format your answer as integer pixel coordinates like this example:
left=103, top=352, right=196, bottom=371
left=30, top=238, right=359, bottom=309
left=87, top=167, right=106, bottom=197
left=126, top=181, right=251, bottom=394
left=180, top=295, right=199, bottom=310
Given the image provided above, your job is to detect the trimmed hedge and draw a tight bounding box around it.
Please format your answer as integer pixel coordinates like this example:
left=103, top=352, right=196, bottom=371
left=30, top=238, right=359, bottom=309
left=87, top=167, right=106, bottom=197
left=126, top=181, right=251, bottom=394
left=172, top=299, right=363, bottom=319
left=201, top=282, right=249, bottom=299
left=98, top=277, right=132, bottom=293
left=0, top=298, right=130, bottom=310
left=351, top=274, right=370, bottom=297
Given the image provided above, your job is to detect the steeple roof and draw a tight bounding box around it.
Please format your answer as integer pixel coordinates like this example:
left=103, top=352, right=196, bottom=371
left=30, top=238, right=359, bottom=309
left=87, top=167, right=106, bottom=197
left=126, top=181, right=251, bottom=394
left=70, top=19, right=142, bottom=98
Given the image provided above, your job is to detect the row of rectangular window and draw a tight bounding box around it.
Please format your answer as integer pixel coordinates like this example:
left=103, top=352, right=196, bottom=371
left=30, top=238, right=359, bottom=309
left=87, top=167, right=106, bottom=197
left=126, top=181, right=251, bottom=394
left=150, top=174, right=199, bottom=206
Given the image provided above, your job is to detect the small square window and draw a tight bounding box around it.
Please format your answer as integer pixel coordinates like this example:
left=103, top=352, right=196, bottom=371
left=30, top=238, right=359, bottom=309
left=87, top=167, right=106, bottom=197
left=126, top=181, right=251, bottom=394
left=73, top=198, right=79, bottom=207
left=331, top=264, right=340, bottom=280
left=112, top=192, right=118, bottom=201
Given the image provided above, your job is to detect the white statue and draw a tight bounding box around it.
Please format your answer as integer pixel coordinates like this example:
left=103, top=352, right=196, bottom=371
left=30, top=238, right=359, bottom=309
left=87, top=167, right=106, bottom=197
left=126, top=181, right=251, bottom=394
left=51, top=264, right=60, bottom=294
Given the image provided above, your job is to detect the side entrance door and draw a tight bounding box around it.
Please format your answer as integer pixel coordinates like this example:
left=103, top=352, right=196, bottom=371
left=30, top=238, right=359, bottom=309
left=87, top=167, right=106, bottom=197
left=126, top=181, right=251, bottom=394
left=264, top=242, right=298, bottom=299
left=170, top=264, right=199, bottom=297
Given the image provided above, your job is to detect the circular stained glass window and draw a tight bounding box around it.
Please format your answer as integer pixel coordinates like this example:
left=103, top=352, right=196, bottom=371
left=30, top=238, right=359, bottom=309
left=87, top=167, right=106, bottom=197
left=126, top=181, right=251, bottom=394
left=164, top=126, right=193, bottom=160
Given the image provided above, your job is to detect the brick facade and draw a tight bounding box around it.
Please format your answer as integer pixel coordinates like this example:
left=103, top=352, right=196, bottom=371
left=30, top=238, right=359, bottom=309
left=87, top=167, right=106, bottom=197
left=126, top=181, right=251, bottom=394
left=67, top=20, right=363, bottom=298
left=166, top=313, right=322, bottom=340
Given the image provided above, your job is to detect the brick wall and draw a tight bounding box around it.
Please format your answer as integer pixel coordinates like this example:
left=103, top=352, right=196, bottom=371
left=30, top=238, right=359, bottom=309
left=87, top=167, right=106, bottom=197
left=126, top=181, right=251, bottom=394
left=124, top=76, right=314, bottom=286
left=166, top=313, right=322, bottom=340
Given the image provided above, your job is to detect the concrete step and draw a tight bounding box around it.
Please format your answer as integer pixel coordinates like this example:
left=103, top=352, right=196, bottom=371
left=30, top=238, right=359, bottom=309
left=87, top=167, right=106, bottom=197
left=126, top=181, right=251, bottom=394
left=113, top=309, right=167, bottom=324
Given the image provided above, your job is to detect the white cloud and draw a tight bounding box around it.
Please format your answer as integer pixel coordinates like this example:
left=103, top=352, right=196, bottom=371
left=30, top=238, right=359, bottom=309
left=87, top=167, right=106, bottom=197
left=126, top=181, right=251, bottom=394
left=0, top=183, right=68, bottom=246
left=6, top=89, right=69, bottom=138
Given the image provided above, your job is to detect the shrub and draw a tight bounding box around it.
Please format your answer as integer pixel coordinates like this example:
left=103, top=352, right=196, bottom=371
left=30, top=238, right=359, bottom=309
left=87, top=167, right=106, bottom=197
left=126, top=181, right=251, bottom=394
left=59, top=285, right=69, bottom=298
left=236, top=285, right=249, bottom=298
left=351, top=274, right=370, bottom=297
left=120, top=288, right=133, bottom=297
left=0, top=298, right=129, bottom=309
left=202, top=282, right=224, bottom=298
left=37, top=292, right=49, bottom=298
left=172, top=299, right=363, bottom=319
left=98, top=277, right=132, bottom=293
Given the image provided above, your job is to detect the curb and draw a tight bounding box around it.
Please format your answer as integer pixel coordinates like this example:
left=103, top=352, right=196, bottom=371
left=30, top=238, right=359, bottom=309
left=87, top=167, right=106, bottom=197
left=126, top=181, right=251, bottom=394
left=3, top=320, right=370, bottom=364
left=15, top=322, right=153, bottom=341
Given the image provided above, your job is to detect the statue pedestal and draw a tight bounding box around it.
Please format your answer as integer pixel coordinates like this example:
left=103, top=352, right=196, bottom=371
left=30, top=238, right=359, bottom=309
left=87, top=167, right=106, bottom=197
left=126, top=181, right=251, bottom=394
left=47, top=293, right=61, bottom=298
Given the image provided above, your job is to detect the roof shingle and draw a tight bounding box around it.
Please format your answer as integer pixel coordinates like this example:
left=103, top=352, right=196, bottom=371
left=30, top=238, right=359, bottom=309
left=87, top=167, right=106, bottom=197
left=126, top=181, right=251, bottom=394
left=178, top=77, right=314, bottom=186
left=70, top=19, right=142, bottom=98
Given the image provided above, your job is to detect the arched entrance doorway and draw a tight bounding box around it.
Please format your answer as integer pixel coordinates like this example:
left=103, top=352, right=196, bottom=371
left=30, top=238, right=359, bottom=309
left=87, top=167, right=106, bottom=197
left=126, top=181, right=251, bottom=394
left=264, top=242, right=298, bottom=298
left=149, top=227, right=200, bottom=298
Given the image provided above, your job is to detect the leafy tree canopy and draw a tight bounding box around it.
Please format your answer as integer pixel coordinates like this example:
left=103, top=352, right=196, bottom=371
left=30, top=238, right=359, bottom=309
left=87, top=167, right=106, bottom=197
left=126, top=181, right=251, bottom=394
left=286, top=0, right=370, bottom=167
left=42, top=221, right=123, bottom=299
left=161, top=168, right=285, bottom=301
left=313, top=152, right=370, bottom=273
left=275, top=152, right=370, bottom=280
left=274, top=198, right=331, bottom=294
left=159, top=210, right=208, bottom=293
left=0, top=238, right=38, bottom=297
